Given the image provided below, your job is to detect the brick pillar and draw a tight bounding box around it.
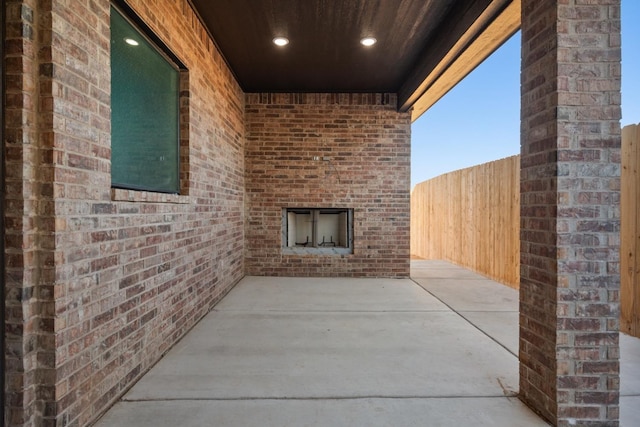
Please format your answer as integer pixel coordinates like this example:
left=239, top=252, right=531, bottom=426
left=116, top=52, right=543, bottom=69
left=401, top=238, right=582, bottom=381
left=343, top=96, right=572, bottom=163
left=520, top=1, right=621, bottom=426
left=4, top=1, right=44, bottom=425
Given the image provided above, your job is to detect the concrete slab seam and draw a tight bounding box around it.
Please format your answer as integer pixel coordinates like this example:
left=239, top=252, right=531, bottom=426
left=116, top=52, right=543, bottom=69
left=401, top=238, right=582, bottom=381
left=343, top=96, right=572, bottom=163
left=410, top=279, right=518, bottom=358
left=121, top=394, right=520, bottom=402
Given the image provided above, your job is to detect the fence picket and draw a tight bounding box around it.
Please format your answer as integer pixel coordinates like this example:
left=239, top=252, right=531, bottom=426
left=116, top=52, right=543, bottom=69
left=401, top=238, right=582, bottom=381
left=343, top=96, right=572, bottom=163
left=621, top=124, right=640, bottom=336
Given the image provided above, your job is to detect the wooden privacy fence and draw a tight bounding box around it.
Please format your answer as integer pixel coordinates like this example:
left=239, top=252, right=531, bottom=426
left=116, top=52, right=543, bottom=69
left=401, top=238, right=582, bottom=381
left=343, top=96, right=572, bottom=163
left=622, top=124, right=640, bottom=337
left=410, top=155, right=520, bottom=288
left=410, top=124, right=640, bottom=336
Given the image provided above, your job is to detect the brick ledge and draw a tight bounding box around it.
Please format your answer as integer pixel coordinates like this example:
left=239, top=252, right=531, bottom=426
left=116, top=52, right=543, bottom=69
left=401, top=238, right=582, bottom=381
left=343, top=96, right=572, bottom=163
left=111, top=188, right=190, bottom=204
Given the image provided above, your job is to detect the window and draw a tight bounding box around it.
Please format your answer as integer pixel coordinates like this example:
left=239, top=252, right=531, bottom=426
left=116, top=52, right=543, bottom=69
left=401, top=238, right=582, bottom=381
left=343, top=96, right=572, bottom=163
left=283, top=208, right=353, bottom=254
left=110, top=5, right=184, bottom=194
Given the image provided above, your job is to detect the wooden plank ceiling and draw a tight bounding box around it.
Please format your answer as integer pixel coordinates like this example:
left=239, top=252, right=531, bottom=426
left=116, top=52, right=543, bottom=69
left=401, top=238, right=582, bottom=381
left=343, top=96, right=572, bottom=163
left=189, top=0, right=520, bottom=120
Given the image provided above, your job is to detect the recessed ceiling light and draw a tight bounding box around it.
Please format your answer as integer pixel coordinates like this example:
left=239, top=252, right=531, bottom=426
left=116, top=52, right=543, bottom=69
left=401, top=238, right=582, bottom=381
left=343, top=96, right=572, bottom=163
left=360, top=37, right=377, bottom=47
left=273, top=37, right=289, bottom=47
left=124, top=38, right=139, bottom=46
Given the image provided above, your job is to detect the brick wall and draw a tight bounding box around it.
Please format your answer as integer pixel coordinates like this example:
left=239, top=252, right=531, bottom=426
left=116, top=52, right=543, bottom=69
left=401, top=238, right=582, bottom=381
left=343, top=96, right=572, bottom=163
left=245, top=93, right=411, bottom=278
left=520, top=1, right=621, bottom=425
left=4, top=0, right=245, bottom=425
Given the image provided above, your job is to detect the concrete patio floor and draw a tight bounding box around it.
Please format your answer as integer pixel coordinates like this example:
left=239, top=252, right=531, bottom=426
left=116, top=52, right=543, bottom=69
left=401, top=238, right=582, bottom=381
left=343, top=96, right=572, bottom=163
left=95, top=260, right=640, bottom=426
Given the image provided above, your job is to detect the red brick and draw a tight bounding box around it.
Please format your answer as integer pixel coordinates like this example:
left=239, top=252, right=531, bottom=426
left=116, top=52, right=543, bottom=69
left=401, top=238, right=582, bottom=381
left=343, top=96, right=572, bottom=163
left=4, top=0, right=245, bottom=424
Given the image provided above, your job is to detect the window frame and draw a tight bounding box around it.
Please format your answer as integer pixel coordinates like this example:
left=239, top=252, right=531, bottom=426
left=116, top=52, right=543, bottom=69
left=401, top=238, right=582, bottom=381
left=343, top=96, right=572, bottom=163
left=110, top=1, right=188, bottom=195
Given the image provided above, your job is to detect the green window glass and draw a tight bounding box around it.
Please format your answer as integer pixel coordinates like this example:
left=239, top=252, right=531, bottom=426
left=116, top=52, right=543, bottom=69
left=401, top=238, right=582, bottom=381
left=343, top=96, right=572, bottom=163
left=110, top=6, right=180, bottom=193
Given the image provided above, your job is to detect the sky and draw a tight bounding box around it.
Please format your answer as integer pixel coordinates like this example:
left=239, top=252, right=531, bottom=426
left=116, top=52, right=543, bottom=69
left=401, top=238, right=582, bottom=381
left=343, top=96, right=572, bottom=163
left=411, top=1, right=640, bottom=188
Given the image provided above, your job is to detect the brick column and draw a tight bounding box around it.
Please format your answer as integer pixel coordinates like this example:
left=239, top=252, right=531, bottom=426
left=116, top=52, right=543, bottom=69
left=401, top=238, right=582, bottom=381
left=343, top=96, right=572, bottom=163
left=520, top=1, right=621, bottom=426
left=4, top=1, right=47, bottom=425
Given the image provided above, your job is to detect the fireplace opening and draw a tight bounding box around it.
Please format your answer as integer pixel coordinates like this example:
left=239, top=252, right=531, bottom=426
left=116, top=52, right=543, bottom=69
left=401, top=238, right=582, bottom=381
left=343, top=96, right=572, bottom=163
left=283, top=208, right=353, bottom=255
